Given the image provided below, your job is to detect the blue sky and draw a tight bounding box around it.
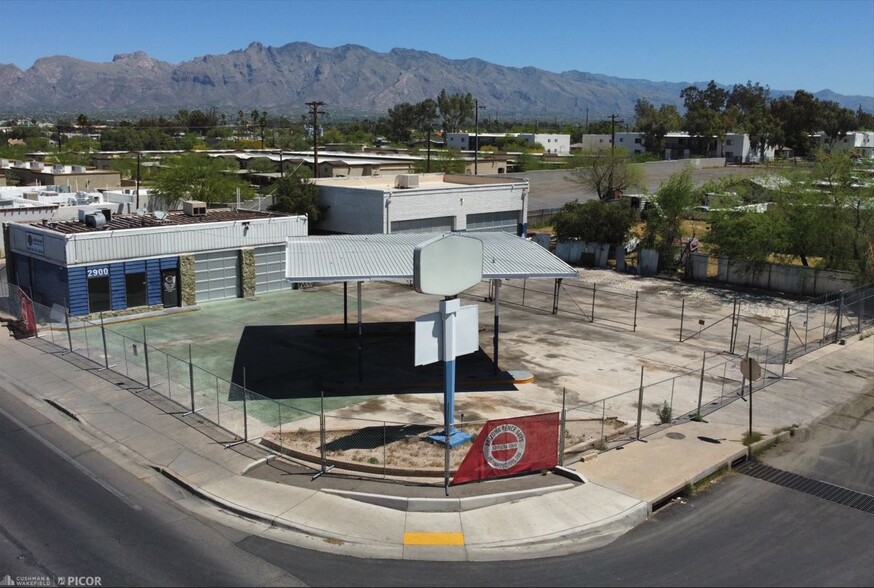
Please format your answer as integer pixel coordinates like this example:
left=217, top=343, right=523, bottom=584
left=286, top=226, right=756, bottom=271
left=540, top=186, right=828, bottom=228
left=1, top=0, right=872, bottom=97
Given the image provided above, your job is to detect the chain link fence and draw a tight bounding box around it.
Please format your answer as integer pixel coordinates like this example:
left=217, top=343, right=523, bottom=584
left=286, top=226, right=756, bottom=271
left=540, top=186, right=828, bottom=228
left=3, top=279, right=872, bottom=481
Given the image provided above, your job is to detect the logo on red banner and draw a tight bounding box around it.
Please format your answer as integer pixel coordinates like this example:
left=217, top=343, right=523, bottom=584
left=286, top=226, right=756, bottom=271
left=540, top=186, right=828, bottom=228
left=452, top=413, right=559, bottom=485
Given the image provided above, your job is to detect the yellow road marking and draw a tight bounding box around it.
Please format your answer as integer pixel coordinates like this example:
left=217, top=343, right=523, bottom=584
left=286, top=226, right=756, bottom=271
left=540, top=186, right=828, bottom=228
left=403, top=532, right=465, bottom=546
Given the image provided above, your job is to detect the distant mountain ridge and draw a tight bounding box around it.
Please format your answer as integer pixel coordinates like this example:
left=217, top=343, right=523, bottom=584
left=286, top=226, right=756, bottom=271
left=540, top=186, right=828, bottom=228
left=0, top=41, right=871, bottom=118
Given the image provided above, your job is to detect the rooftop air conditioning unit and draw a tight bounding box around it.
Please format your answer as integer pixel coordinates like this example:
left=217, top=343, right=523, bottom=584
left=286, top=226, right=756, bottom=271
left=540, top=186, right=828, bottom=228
left=182, top=200, right=207, bottom=216
left=395, top=174, right=419, bottom=189
left=84, top=212, right=106, bottom=229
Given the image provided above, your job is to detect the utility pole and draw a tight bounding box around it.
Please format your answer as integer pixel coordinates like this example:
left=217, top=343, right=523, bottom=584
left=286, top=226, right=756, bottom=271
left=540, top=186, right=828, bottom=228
left=306, top=101, right=326, bottom=178
left=135, top=151, right=141, bottom=210
left=608, top=113, right=624, bottom=199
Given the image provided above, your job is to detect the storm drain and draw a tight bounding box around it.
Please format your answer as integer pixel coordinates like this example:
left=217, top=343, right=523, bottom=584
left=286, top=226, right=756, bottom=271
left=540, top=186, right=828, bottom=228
left=737, top=461, right=874, bottom=515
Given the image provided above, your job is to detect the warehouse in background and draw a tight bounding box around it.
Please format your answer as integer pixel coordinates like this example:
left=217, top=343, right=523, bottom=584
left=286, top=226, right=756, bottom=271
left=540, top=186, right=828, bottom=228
left=312, top=173, right=530, bottom=237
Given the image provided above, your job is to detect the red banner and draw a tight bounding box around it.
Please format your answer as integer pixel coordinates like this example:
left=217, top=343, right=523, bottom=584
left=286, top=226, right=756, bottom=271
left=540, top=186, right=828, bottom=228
left=452, top=412, right=559, bottom=485
left=18, top=290, right=36, bottom=336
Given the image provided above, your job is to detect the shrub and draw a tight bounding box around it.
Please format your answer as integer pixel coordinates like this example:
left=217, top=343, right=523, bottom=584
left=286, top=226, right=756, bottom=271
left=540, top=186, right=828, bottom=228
left=657, top=400, right=672, bottom=424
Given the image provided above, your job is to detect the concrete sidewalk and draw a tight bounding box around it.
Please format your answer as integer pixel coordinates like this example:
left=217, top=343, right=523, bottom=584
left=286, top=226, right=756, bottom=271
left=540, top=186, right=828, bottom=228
left=0, top=325, right=871, bottom=561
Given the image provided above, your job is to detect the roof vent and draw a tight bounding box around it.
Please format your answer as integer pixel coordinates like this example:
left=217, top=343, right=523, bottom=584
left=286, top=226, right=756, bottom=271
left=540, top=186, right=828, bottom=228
left=395, top=174, right=419, bottom=189
left=182, top=200, right=207, bottom=216
left=84, top=212, right=106, bottom=229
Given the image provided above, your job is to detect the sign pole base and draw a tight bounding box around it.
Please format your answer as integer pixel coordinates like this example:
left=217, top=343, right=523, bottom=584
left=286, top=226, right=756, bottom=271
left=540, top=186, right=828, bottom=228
left=427, top=429, right=473, bottom=448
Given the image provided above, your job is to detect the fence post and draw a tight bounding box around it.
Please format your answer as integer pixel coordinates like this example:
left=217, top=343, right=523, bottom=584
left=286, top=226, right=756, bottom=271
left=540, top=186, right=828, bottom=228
left=522, top=278, right=527, bottom=307
left=729, top=297, right=738, bottom=354
left=636, top=366, right=644, bottom=441
left=781, top=308, right=790, bottom=378
left=633, top=291, right=639, bottom=332
left=65, top=309, right=73, bottom=353
left=679, top=298, right=685, bottom=341
left=834, top=290, right=844, bottom=343
left=188, top=344, right=196, bottom=413
left=590, top=283, right=596, bottom=323
left=312, top=386, right=333, bottom=480
left=242, top=366, right=249, bottom=442
left=84, top=320, right=90, bottom=360
left=696, top=352, right=706, bottom=418
left=100, top=312, right=109, bottom=370
left=215, top=376, right=221, bottom=426
left=383, top=422, right=387, bottom=480
left=804, top=302, right=809, bottom=352
left=858, top=290, right=864, bottom=333
left=600, top=399, right=606, bottom=449
left=559, top=387, right=567, bottom=466
left=143, top=325, right=151, bottom=390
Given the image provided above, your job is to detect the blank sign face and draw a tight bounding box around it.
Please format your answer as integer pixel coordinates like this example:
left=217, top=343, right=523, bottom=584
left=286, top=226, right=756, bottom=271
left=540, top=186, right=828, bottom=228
left=414, top=234, right=483, bottom=296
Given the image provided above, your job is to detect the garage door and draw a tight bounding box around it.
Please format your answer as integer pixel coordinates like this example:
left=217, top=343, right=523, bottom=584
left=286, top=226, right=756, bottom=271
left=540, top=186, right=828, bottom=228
left=466, top=211, right=519, bottom=233
left=254, top=245, right=291, bottom=294
left=390, top=216, right=454, bottom=234
left=194, top=250, right=240, bottom=302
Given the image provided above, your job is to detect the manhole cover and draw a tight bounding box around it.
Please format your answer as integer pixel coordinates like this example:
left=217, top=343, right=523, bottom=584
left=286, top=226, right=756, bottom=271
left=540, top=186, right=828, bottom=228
left=666, top=432, right=686, bottom=440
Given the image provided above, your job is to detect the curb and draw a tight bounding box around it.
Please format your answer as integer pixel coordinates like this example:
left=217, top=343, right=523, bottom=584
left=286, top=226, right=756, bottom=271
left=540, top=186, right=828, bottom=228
left=321, top=483, right=575, bottom=512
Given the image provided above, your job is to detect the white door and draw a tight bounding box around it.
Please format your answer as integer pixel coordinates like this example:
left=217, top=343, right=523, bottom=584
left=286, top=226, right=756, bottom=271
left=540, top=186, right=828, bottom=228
left=254, top=245, right=291, bottom=294
left=194, top=250, right=240, bottom=302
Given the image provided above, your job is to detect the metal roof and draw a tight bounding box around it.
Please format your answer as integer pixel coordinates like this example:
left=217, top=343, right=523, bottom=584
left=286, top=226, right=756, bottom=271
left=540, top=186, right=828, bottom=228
left=285, top=232, right=578, bottom=283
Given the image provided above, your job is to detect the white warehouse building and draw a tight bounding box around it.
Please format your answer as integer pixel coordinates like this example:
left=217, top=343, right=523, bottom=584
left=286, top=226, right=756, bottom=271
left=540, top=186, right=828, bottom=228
left=312, top=173, right=530, bottom=236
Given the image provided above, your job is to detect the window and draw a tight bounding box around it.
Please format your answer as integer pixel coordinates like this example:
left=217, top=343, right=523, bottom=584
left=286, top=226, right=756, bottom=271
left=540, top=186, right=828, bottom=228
left=126, top=272, right=147, bottom=307
left=635, top=138, right=641, bottom=144
left=727, top=139, right=733, bottom=145
left=88, top=276, right=111, bottom=313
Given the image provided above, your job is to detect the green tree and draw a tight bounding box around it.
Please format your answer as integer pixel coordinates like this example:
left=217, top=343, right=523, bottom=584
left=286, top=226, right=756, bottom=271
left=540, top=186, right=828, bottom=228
left=267, top=171, right=322, bottom=221
left=565, top=148, right=643, bottom=200
left=553, top=199, right=635, bottom=244
left=642, top=168, right=698, bottom=268
left=818, top=101, right=858, bottom=150
left=437, top=89, right=474, bottom=135
left=247, top=157, right=278, bottom=174
left=634, top=98, right=682, bottom=158
left=770, top=90, right=821, bottom=156
left=727, top=81, right=780, bottom=162
left=151, top=153, right=253, bottom=209
left=411, top=149, right=466, bottom=173
left=707, top=207, right=788, bottom=267
left=681, top=80, right=729, bottom=156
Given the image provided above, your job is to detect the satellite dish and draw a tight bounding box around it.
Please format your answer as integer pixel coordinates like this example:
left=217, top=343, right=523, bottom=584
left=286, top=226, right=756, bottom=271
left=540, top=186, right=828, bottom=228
left=153, top=210, right=168, bottom=220
left=136, top=207, right=147, bottom=217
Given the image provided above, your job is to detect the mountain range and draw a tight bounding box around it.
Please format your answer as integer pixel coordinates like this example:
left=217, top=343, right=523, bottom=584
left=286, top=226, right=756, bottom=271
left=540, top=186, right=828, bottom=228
left=0, top=41, right=871, bottom=119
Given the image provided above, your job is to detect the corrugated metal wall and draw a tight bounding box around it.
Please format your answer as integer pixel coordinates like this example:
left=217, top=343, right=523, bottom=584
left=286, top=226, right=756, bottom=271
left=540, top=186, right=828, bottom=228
left=65, top=216, right=307, bottom=265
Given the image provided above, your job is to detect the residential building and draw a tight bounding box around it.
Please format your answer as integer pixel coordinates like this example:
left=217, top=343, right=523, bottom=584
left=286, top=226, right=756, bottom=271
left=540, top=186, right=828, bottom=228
left=446, top=133, right=571, bottom=155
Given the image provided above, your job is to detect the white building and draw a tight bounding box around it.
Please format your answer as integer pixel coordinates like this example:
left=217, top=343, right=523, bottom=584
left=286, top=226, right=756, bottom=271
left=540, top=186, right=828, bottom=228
left=446, top=133, right=571, bottom=155
left=612, top=131, right=775, bottom=162
left=313, top=173, right=530, bottom=236
left=815, top=131, right=874, bottom=157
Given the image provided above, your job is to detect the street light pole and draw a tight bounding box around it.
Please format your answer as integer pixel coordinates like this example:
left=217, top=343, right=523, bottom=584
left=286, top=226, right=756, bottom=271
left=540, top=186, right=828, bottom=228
left=474, top=98, right=479, bottom=175
left=474, top=99, right=486, bottom=175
